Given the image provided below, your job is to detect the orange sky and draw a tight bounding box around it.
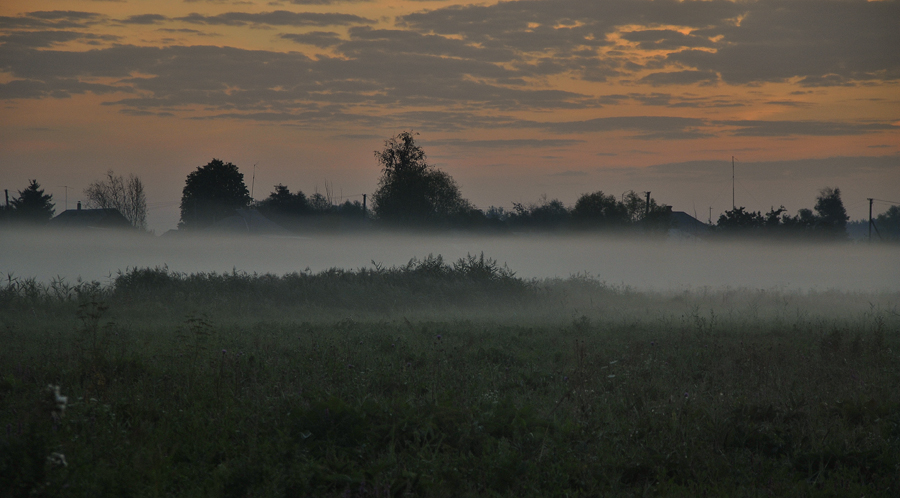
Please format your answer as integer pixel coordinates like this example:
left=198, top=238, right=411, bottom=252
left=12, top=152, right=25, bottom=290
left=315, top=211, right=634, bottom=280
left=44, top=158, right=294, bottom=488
left=2, top=0, right=898, bottom=231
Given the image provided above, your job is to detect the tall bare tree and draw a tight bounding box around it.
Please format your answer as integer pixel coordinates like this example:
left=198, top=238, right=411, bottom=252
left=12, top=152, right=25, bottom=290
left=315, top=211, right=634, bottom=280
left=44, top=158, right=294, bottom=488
left=84, top=170, right=148, bottom=230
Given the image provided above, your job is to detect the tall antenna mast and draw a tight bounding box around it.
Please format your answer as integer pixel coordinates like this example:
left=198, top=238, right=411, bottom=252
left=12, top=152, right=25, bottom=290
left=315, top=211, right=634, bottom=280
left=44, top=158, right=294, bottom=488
left=731, top=156, right=735, bottom=210
left=57, top=185, right=73, bottom=211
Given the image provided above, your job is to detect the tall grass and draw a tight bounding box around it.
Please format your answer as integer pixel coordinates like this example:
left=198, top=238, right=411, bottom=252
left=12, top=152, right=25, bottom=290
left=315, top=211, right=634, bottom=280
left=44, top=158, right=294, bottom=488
left=1, top=258, right=898, bottom=496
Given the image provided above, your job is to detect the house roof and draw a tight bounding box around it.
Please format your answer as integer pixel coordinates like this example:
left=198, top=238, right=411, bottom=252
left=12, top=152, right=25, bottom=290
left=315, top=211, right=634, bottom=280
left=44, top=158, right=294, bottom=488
left=49, top=208, right=133, bottom=229
left=669, top=211, right=709, bottom=234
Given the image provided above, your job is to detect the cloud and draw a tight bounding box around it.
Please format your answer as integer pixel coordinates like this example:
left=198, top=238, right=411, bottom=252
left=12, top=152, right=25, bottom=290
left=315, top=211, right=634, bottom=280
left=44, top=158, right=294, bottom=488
left=288, top=0, right=373, bottom=4
left=121, top=14, right=168, bottom=25
left=0, top=78, right=123, bottom=100
left=619, top=29, right=715, bottom=51
left=176, top=11, right=374, bottom=27
left=0, top=11, right=106, bottom=30
left=402, top=0, right=899, bottom=85
left=639, top=70, right=719, bottom=87
left=428, top=139, right=586, bottom=149
left=1, top=0, right=896, bottom=141
left=280, top=31, right=343, bottom=47
left=532, top=116, right=709, bottom=139
left=0, top=30, right=86, bottom=48
left=669, top=1, right=900, bottom=85
left=549, top=170, right=589, bottom=177
left=719, top=120, right=899, bottom=137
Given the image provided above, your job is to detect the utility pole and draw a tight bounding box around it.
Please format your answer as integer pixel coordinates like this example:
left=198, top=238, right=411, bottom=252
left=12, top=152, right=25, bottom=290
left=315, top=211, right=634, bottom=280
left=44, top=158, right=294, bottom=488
left=709, top=206, right=712, bottom=225
left=868, top=198, right=873, bottom=242
left=644, top=191, right=651, bottom=219
left=4, top=189, right=8, bottom=209
left=250, top=163, right=257, bottom=203
left=731, top=156, right=735, bottom=210
left=362, top=194, right=367, bottom=217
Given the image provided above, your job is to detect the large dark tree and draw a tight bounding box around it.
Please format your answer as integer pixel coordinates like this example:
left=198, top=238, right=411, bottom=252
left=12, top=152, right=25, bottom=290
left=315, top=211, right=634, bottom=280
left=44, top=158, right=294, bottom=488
left=179, top=159, right=250, bottom=230
left=875, top=205, right=900, bottom=240
left=372, top=131, right=470, bottom=224
left=10, top=179, right=55, bottom=224
left=572, top=191, right=629, bottom=228
left=814, top=187, right=849, bottom=239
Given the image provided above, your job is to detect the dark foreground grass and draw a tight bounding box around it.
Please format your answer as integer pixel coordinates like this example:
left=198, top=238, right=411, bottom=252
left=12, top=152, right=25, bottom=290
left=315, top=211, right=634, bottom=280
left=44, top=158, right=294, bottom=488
left=1, top=256, right=899, bottom=497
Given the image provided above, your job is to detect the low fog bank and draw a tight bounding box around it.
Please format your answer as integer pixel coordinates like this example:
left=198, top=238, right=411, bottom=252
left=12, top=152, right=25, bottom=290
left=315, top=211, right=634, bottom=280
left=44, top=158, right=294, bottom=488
left=2, top=228, right=897, bottom=292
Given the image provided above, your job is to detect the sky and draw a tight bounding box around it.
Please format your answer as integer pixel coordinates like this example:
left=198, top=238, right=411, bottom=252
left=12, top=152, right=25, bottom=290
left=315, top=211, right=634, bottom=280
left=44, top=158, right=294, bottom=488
left=1, top=0, right=898, bottom=232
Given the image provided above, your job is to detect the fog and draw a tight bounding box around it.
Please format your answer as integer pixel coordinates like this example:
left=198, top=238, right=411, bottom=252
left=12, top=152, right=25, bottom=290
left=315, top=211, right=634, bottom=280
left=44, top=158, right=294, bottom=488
left=2, top=229, right=897, bottom=292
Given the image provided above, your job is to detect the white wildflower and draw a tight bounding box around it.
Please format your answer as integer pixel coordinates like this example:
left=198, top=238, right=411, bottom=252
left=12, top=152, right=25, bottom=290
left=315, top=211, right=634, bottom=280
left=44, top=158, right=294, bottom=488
left=47, top=452, right=68, bottom=467
left=47, top=385, right=68, bottom=419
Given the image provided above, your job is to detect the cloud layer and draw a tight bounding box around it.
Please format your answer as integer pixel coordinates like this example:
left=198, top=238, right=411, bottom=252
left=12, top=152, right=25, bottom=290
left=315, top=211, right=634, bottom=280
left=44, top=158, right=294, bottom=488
left=2, top=0, right=898, bottom=140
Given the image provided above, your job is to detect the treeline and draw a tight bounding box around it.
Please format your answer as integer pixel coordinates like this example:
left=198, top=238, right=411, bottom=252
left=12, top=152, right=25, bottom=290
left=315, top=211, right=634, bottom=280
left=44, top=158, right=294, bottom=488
left=257, top=186, right=672, bottom=232
left=3, top=131, right=898, bottom=240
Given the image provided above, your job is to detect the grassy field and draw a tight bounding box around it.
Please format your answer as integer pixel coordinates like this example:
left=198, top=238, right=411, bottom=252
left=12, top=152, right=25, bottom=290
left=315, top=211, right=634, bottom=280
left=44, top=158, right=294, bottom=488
left=1, top=255, right=898, bottom=497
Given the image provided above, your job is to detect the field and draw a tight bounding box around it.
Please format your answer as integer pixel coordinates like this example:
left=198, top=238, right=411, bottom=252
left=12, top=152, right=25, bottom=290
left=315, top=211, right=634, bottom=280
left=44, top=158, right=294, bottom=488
left=1, top=254, right=899, bottom=497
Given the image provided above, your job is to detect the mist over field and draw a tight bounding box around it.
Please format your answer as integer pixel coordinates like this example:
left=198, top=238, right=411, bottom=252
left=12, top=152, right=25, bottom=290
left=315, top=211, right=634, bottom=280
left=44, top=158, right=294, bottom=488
left=3, top=228, right=896, bottom=292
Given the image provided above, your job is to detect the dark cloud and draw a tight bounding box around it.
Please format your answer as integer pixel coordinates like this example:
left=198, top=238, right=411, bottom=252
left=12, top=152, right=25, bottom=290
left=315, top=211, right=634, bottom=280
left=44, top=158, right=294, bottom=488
left=0, top=30, right=85, bottom=48
left=620, top=29, right=715, bottom=51
left=639, top=70, right=718, bottom=87
left=403, top=0, right=899, bottom=85
left=341, top=26, right=515, bottom=63
left=288, top=0, right=373, bottom=4
left=549, top=170, right=589, bottom=177
left=157, top=28, right=220, bottom=36
left=0, top=29, right=120, bottom=49
left=280, top=31, right=343, bottom=48
left=0, top=11, right=106, bottom=30
left=670, top=1, right=900, bottom=85
left=0, top=77, right=123, bottom=100
left=176, top=11, right=374, bottom=27
left=795, top=74, right=856, bottom=88
left=533, top=116, right=708, bottom=138
left=719, top=120, right=899, bottom=137
left=121, top=14, right=168, bottom=25
left=428, top=139, right=586, bottom=149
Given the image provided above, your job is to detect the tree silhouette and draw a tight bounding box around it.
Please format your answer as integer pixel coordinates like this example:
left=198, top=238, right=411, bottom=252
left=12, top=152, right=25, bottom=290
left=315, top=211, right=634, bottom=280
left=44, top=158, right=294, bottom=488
left=257, top=184, right=310, bottom=216
left=875, top=205, right=900, bottom=240
left=84, top=170, right=148, bottom=230
left=814, top=187, right=848, bottom=239
left=372, top=131, right=470, bottom=224
left=717, top=207, right=764, bottom=231
left=179, top=159, right=250, bottom=230
left=510, top=196, right=570, bottom=229
left=10, top=179, right=55, bottom=224
left=572, top=191, right=629, bottom=228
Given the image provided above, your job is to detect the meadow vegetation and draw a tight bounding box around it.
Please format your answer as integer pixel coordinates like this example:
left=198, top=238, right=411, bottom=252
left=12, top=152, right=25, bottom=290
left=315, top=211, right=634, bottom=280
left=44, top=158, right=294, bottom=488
left=1, top=256, right=898, bottom=496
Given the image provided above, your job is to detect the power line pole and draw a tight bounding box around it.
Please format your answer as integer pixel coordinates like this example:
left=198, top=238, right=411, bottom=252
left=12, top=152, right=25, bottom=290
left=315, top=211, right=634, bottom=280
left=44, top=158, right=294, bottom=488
left=250, top=163, right=258, bottom=203
left=868, top=198, right=873, bottom=242
left=731, top=156, right=735, bottom=210
left=644, top=191, right=651, bottom=219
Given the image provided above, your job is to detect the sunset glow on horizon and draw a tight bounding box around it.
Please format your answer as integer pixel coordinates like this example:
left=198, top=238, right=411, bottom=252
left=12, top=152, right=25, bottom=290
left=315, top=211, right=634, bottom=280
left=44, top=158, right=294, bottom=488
left=2, top=0, right=898, bottom=231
